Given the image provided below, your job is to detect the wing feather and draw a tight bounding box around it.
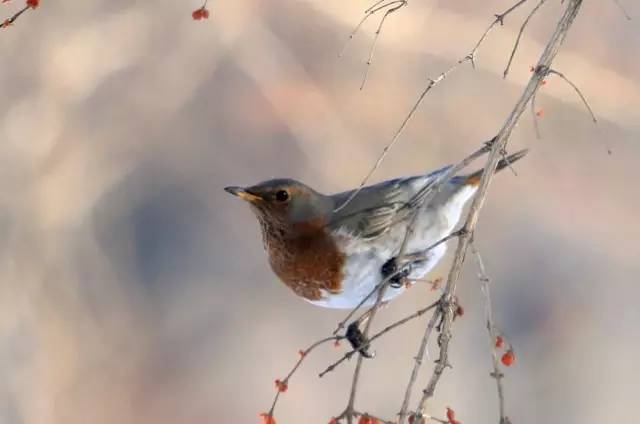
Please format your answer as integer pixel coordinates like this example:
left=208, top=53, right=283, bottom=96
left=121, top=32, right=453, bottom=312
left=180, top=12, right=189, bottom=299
left=328, top=166, right=451, bottom=240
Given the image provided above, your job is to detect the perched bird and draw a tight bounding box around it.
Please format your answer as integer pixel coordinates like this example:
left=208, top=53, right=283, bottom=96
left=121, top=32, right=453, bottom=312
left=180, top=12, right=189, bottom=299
left=225, top=150, right=527, bottom=310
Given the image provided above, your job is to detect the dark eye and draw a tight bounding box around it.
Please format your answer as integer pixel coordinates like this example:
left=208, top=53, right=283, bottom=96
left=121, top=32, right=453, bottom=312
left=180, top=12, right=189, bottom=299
left=275, top=190, right=289, bottom=202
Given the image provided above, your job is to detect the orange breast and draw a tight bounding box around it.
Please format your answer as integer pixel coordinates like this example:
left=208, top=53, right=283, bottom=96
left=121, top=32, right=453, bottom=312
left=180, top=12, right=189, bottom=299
left=263, top=221, right=345, bottom=301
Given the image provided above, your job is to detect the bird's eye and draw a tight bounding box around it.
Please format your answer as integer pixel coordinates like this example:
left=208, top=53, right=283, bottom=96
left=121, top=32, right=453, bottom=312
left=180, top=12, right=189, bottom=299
left=275, top=190, right=289, bottom=202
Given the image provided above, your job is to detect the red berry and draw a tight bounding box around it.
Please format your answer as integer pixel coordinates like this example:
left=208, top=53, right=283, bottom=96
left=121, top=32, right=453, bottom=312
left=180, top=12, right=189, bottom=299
left=274, top=379, right=288, bottom=393
left=26, top=0, right=39, bottom=9
left=260, top=413, right=277, bottom=424
left=446, top=407, right=456, bottom=423
left=495, top=336, right=504, bottom=348
left=501, top=350, right=516, bottom=367
left=192, top=8, right=203, bottom=20
left=201, top=8, right=210, bottom=19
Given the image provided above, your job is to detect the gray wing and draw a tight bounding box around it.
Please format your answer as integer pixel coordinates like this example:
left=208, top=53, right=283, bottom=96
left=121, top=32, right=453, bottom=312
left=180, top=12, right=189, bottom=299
left=328, top=166, right=452, bottom=240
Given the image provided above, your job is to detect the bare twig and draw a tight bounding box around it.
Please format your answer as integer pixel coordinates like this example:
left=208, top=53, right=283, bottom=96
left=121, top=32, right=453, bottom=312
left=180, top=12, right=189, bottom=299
left=339, top=0, right=406, bottom=58
left=333, top=0, right=531, bottom=213
left=396, top=303, right=443, bottom=421
left=413, top=1, right=585, bottom=419
left=547, top=69, right=597, bottom=125
left=530, top=68, right=609, bottom=153
left=320, top=299, right=440, bottom=378
left=342, top=279, right=389, bottom=423
left=547, top=68, right=612, bottom=154
left=503, top=0, right=548, bottom=78
left=360, top=1, right=408, bottom=90
left=472, top=242, right=510, bottom=424
left=266, top=336, right=343, bottom=418
left=1, top=4, right=30, bottom=29
left=612, top=0, right=632, bottom=20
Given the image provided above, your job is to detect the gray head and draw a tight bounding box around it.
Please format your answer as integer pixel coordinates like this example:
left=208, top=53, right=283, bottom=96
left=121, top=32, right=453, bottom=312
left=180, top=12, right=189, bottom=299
left=224, top=178, right=334, bottom=228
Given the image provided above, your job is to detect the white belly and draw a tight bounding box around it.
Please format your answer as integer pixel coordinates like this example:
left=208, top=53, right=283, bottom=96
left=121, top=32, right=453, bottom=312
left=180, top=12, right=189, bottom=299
left=307, top=184, right=475, bottom=309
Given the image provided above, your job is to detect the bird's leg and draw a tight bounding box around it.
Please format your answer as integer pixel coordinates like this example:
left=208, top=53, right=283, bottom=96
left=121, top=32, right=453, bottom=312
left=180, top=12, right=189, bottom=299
left=345, top=257, right=411, bottom=358
left=346, top=321, right=375, bottom=359
left=381, top=257, right=411, bottom=288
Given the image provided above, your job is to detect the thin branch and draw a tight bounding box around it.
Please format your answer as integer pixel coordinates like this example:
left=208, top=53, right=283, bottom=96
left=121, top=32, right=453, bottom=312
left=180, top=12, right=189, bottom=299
left=612, top=0, right=632, bottom=20
left=267, top=336, right=343, bottom=417
left=548, top=68, right=611, bottom=154
left=532, top=68, right=609, bottom=153
left=333, top=0, right=532, bottom=213
left=319, top=299, right=440, bottom=378
left=468, top=0, right=531, bottom=68
left=472, top=242, right=510, bottom=424
left=342, top=278, right=389, bottom=423
left=1, top=5, right=30, bottom=29
left=360, top=1, right=408, bottom=90
left=413, top=0, right=585, bottom=419
left=339, top=0, right=405, bottom=58
left=547, top=69, right=597, bottom=124
left=503, top=0, right=548, bottom=79
left=397, top=303, right=443, bottom=422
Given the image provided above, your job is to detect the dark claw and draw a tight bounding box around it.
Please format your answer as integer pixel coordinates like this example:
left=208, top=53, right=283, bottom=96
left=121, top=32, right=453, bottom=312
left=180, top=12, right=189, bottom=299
left=381, top=257, right=398, bottom=276
left=346, top=322, right=374, bottom=359
left=381, top=257, right=410, bottom=288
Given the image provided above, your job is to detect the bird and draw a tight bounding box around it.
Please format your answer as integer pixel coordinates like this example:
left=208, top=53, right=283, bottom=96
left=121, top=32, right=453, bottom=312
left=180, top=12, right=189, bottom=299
left=225, top=150, right=527, bottom=310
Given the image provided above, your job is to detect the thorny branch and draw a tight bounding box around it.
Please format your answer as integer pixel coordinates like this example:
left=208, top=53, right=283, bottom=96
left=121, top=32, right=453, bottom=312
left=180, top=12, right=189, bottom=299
left=472, top=243, right=510, bottom=424
left=265, top=0, right=594, bottom=422
left=396, top=301, right=443, bottom=422
left=412, top=1, right=585, bottom=421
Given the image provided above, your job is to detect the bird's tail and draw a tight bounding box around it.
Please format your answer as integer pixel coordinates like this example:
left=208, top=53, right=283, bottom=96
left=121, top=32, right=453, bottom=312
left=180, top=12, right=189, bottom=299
left=462, top=149, right=529, bottom=186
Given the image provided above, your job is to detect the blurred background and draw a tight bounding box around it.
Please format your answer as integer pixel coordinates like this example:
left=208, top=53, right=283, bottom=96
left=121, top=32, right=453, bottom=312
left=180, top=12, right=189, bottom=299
left=0, top=0, right=638, bottom=423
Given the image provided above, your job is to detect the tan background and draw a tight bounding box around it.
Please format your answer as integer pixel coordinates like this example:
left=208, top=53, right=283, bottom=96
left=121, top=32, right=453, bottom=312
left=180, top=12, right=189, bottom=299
left=0, top=0, right=638, bottom=423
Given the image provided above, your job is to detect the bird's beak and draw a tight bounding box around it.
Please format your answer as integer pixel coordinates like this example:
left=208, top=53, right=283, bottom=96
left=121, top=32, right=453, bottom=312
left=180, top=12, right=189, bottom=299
left=224, top=186, right=262, bottom=203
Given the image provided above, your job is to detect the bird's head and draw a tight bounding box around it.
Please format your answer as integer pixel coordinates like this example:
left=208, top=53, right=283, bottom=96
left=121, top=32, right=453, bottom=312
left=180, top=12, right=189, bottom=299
left=224, top=178, right=333, bottom=231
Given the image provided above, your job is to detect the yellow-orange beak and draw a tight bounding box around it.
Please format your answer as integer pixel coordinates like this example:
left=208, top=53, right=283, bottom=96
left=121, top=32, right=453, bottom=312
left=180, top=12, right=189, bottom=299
left=224, top=186, right=262, bottom=203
